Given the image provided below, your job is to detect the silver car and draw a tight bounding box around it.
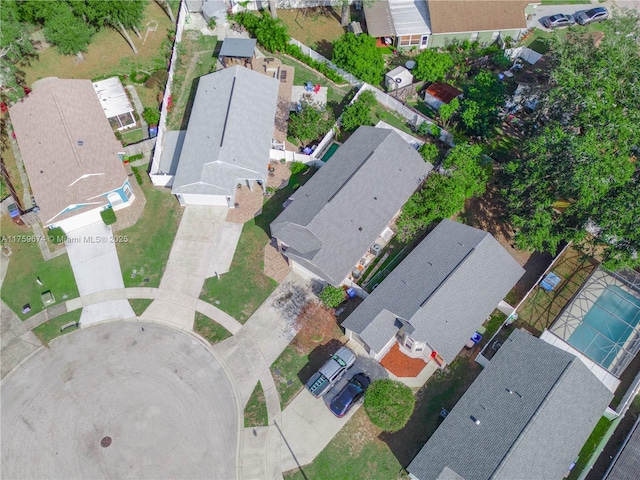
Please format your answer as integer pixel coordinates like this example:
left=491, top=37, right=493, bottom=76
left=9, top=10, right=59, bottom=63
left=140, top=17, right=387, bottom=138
left=576, top=7, right=608, bottom=26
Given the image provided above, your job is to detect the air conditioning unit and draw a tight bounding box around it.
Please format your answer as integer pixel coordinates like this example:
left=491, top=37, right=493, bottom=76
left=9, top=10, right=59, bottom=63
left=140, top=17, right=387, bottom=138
left=370, top=243, right=382, bottom=257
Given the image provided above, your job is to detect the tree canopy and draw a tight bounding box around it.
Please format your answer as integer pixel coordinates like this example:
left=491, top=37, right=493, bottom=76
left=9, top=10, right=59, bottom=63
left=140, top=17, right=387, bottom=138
left=460, top=70, right=505, bottom=135
left=364, top=379, right=415, bottom=432
left=288, top=104, right=334, bottom=143
left=340, top=90, right=376, bottom=132
left=398, top=144, right=489, bottom=241
left=504, top=10, right=640, bottom=269
left=413, top=49, right=454, bottom=83
left=332, top=33, right=385, bottom=85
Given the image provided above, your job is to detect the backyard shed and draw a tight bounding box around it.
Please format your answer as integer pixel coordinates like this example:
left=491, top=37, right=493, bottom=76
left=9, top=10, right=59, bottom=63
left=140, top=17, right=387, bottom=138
left=219, top=38, right=257, bottom=68
left=385, top=66, right=413, bottom=93
left=92, top=77, right=136, bottom=131
left=424, top=82, right=463, bottom=111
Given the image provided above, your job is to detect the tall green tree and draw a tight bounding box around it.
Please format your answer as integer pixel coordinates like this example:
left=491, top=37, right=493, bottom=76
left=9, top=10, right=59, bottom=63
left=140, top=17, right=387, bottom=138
left=332, top=33, right=384, bottom=85
left=43, top=3, right=96, bottom=55
left=504, top=11, right=640, bottom=269
left=460, top=70, right=505, bottom=135
left=413, top=48, right=454, bottom=83
left=288, top=104, right=334, bottom=143
left=340, top=90, right=376, bottom=132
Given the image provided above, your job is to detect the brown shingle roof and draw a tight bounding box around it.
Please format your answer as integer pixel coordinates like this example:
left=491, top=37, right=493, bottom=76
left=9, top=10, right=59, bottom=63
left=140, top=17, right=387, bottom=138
left=427, top=0, right=531, bottom=34
left=9, top=77, right=127, bottom=225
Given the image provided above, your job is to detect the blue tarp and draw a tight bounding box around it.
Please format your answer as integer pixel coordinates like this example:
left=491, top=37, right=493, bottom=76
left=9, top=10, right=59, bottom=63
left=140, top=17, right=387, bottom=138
left=540, top=272, right=561, bottom=292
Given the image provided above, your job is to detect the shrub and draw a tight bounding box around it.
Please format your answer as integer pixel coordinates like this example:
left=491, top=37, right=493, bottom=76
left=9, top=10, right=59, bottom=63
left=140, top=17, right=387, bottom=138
left=413, top=49, right=455, bottom=83
left=364, top=379, right=415, bottom=432
left=207, top=17, right=217, bottom=30
left=340, top=90, right=377, bottom=132
left=431, top=124, right=442, bottom=139
left=47, top=227, right=66, bottom=244
left=332, top=33, right=385, bottom=85
left=295, top=301, right=339, bottom=348
left=288, top=104, right=334, bottom=143
left=419, top=143, right=439, bottom=164
left=319, top=285, right=346, bottom=308
left=142, top=107, right=160, bottom=126
left=131, top=166, right=144, bottom=185
left=290, top=161, right=308, bottom=175
left=144, top=69, right=169, bottom=90
left=284, top=43, right=346, bottom=84
left=100, top=208, right=117, bottom=226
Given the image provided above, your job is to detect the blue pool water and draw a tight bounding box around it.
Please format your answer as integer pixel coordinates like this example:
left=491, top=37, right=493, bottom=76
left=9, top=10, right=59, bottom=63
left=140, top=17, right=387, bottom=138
left=568, top=285, right=640, bottom=368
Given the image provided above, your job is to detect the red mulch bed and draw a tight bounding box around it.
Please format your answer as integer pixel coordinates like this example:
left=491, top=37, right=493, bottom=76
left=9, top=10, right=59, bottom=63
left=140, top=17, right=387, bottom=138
left=380, top=343, right=427, bottom=378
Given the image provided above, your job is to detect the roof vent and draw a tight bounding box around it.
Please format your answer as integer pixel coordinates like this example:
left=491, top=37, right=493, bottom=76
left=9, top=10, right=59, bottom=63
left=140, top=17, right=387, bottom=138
left=77, top=140, right=84, bottom=146
left=470, top=416, right=480, bottom=426
left=358, top=227, right=363, bottom=231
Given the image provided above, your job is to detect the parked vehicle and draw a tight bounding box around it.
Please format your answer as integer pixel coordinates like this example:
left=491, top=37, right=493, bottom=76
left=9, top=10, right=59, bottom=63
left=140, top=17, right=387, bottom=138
left=543, top=14, right=575, bottom=29
left=329, top=373, right=371, bottom=418
left=575, top=7, right=608, bottom=26
left=305, top=346, right=356, bottom=398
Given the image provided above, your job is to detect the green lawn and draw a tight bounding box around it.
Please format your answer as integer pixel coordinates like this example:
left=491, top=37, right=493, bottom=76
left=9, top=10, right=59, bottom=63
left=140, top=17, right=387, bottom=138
left=120, top=128, right=144, bottom=146
left=568, top=416, right=612, bottom=480
left=116, top=168, right=183, bottom=288
left=166, top=33, right=218, bottom=130
left=270, top=343, right=310, bottom=407
left=129, top=298, right=153, bottom=317
left=285, top=408, right=406, bottom=480
left=244, top=381, right=269, bottom=428
left=1, top=218, right=78, bottom=320
left=193, top=312, right=232, bottom=345
left=200, top=169, right=315, bottom=323
left=32, top=309, right=82, bottom=347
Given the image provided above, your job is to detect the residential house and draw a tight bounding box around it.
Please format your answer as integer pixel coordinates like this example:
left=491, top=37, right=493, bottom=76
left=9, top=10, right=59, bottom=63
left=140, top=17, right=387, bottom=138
left=270, top=126, right=432, bottom=287
left=407, top=329, right=613, bottom=480
left=342, top=219, right=524, bottom=367
left=9, top=77, right=133, bottom=233
left=171, top=66, right=279, bottom=206
left=603, top=416, right=640, bottom=480
left=364, top=0, right=538, bottom=49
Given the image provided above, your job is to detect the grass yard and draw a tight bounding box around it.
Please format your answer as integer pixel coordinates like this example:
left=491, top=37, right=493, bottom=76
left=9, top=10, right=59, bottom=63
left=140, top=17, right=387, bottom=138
left=193, top=312, right=232, bottom=345
left=32, top=309, right=81, bottom=347
left=129, top=298, right=153, bottom=317
left=200, top=169, right=315, bottom=323
left=166, top=32, right=218, bottom=130
left=120, top=128, right=144, bottom=146
left=278, top=7, right=346, bottom=58
left=244, top=381, right=269, bottom=428
left=285, top=408, right=406, bottom=480
left=22, top=1, right=174, bottom=111
left=516, top=246, right=597, bottom=334
left=116, top=168, right=182, bottom=288
left=568, top=416, right=612, bottom=480
left=371, top=102, right=415, bottom=136
left=1, top=218, right=78, bottom=320
left=270, top=343, right=311, bottom=407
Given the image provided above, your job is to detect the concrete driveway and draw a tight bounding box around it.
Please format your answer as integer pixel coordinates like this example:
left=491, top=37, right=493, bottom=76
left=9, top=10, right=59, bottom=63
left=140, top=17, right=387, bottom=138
left=278, top=354, right=388, bottom=471
left=1, top=322, right=238, bottom=480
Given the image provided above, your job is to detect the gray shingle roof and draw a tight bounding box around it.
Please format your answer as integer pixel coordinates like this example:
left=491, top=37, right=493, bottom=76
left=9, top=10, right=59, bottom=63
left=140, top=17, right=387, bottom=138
left=604, top=417, right=640, bottom=480
left=172, top=66, right=278, bottom=199
left=408, top=329, right=613, bottom=480
left=270, top=126, right=432, bottom=285
left=342, top=219, right=524, bottom=361
left=219, top=38, right=257, bottom=58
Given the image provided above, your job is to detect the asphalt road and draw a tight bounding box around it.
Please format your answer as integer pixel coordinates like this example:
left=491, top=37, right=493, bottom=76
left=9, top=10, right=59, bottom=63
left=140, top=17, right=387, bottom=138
left=1, top=322, right=238, bottom=479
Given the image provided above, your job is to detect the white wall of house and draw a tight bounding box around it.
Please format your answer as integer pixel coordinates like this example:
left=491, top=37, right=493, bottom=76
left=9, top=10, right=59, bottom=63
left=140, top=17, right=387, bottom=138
left=50, top=206, right=103, bottom=233
left=175, top=193, right=231, bottom=207
left=291, top=260, right=329, bottom=285
left=150, top=174, right=174, bottom=188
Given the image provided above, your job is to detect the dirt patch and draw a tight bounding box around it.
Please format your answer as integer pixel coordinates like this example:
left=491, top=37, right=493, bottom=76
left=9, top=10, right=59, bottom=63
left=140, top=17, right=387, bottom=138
left=225, top=186, right=263, bottom=224
left=460, top=176, right=552, bottom=302
left=278, top=7, right=346, bottom=58
left=264, top=239, right=291, bottom=282
left=380, top=343, right=427, bottom=378
left=266, top=161, right=292, bottom=190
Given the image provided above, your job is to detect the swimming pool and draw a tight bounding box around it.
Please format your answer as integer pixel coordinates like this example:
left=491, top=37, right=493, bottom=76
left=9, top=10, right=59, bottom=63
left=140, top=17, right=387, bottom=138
left=321, top=143, right=340, bottom=162
left=568, top=285, right=640, bottom=368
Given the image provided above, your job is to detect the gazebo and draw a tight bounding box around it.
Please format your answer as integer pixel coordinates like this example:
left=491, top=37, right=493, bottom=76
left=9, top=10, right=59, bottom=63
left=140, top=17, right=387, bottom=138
left=219, top=38, right=257, bottom=68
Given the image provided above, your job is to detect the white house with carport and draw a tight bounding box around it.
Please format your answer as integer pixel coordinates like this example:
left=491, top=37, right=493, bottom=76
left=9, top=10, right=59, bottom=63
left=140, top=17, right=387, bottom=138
left=9, top=77, right=134, bottom=233
left=342, top=219, right=524, bottom=368
left=270, top=126, right=433, bottom=287
left=407, top=329, right=613, bottom=480
left=165, top=66, right=279, bottom=207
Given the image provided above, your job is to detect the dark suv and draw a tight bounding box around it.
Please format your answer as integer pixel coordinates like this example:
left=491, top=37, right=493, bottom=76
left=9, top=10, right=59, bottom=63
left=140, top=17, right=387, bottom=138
left=329, top=373, right=371, bottom=417
left=576, top=7, right=608, bottom=26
